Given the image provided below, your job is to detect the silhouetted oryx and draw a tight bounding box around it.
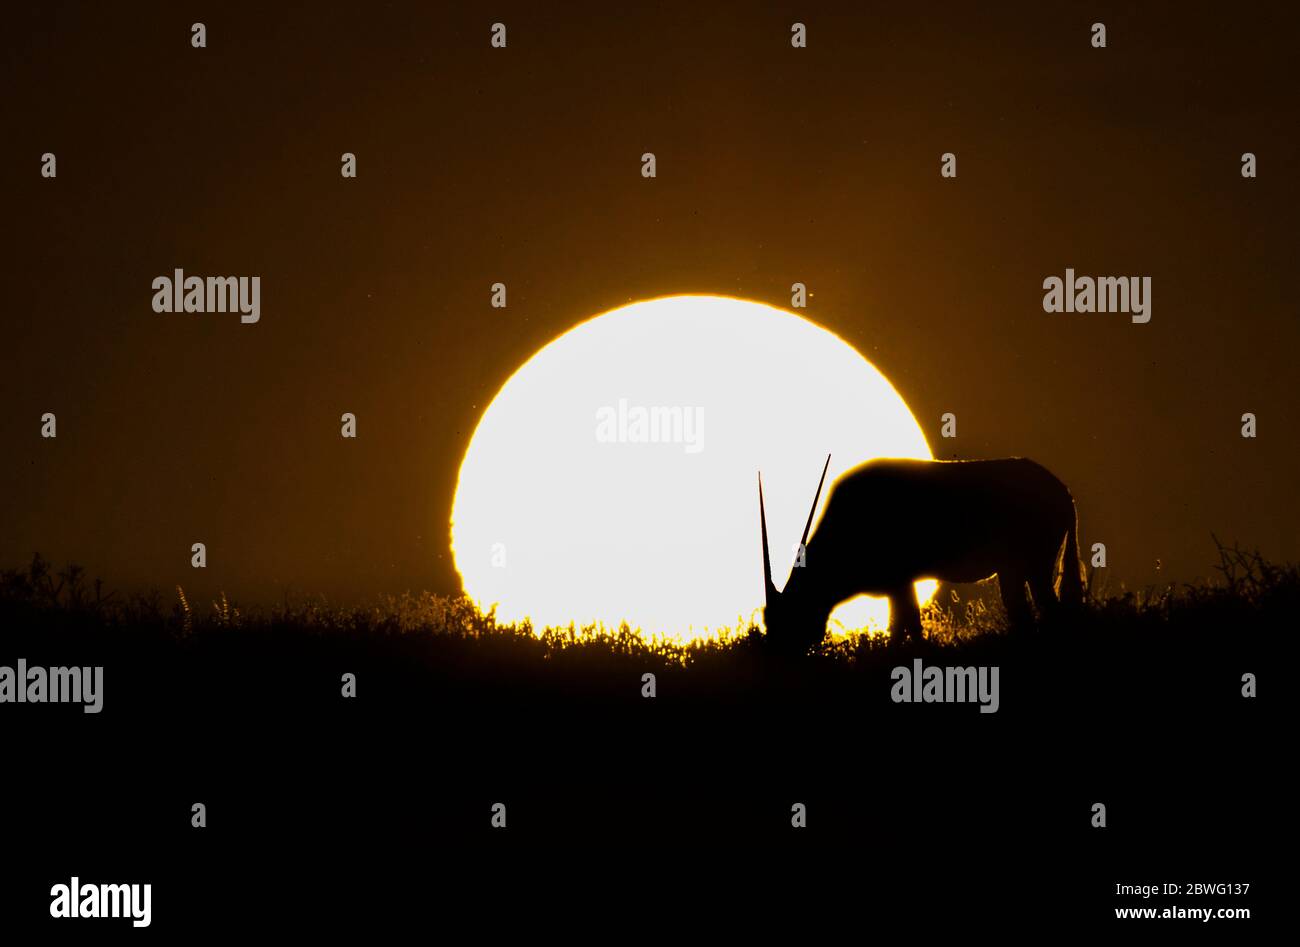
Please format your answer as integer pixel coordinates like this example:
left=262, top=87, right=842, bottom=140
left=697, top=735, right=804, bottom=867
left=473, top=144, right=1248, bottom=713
left=759, top=456, right=1085, bottom=650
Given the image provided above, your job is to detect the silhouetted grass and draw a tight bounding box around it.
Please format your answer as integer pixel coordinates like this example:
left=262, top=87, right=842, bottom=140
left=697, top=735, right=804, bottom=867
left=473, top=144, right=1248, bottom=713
left=2, top=536, right=1289, bottom=686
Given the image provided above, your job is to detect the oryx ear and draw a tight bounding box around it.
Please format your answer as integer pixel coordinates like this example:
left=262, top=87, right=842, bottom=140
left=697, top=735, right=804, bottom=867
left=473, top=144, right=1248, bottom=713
left=759, top=472, right=778, bottom=606
left=798, top=454, right=832, bottom=551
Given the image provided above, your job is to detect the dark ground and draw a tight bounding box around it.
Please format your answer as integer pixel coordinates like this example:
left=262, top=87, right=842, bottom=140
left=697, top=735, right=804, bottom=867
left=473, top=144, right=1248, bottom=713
left=0, top=553, right=1284, bottom=935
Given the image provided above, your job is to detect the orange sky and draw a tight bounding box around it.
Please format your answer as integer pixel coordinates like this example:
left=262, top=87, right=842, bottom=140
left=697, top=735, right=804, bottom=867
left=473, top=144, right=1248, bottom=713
left=3, top=1, right=1297, bottom=607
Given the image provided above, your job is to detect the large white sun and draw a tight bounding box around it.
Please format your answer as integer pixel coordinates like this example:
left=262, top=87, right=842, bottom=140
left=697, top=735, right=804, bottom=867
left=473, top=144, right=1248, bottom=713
left=451, top=295, right=935, bottom=641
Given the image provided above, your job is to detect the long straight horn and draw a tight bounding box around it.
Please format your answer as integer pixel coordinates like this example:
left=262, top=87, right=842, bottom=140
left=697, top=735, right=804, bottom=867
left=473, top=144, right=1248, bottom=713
left=798, top=454, right=832, bottom=550
left=759, top=472, right=777, bottom=605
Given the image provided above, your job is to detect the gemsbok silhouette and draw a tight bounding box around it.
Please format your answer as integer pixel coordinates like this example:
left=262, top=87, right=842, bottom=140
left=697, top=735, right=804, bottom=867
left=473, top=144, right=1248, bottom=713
left=760, top=456, right=1085, bottom=650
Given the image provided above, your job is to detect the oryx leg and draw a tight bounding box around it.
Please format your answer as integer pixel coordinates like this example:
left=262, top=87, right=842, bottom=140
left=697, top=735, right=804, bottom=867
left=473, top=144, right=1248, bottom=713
left=1028, top=568, right=1059, bottom=623
left=998, top=571, right=1033, bottom=630
left=888, top=585, right=923, bottom=644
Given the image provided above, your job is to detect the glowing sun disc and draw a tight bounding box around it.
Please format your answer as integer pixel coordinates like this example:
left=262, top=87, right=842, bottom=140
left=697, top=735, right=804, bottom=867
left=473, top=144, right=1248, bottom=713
left=451, top=295, right=935, bottom=640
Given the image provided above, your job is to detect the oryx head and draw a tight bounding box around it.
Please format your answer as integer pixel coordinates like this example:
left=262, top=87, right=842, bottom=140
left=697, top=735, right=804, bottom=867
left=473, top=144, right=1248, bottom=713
left=759, top=454, right=831, bottom=651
